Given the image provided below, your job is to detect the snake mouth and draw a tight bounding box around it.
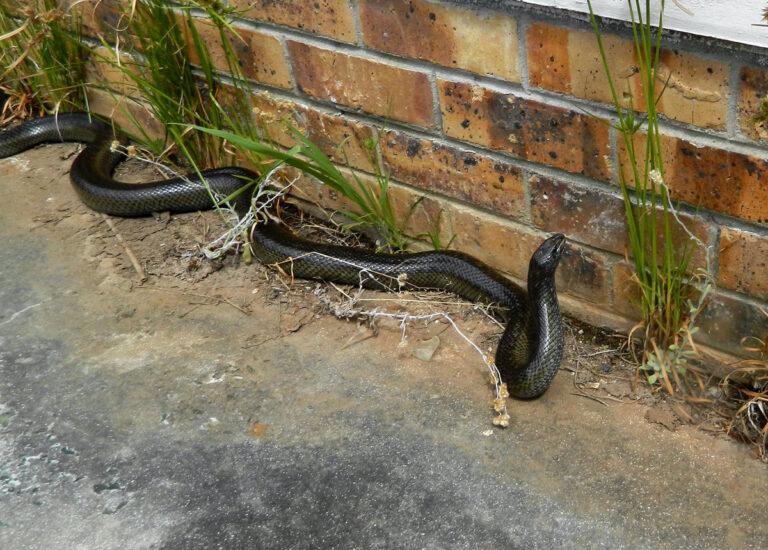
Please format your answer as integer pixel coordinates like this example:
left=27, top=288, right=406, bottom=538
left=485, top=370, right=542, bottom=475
left=552, top=233, right=566, bottom=257
left=531, top=233, right=566, bottom=271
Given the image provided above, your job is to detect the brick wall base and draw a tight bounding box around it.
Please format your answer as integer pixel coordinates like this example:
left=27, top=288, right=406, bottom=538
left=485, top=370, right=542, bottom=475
left=78, top=0, right=768, bottom=359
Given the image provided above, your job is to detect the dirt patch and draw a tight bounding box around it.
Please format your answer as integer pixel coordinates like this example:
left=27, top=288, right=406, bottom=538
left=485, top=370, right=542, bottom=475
left=0, top=142, right=748, bottom=448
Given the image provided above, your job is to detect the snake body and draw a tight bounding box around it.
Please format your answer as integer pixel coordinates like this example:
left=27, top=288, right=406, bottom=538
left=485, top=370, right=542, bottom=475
left=0, top=113, right=565, bottom=398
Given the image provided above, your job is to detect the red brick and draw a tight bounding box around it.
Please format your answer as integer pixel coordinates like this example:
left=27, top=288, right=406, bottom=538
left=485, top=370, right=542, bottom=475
left=359, top=0, right=520, bottom=82
left=718, top=227, right=768, bottom=301
left=380, top=132, right=526, bottom=219
left=231, top=0, right=356, bottom=43
left=618, top=133, right=768, bottom=223
left=288, top=41, right=435, bottom=128
left=527, top=23, right=729, bottom=130
left=438, top=80, right=611, bottom=180
left=738, top=67, right=768, bottom=143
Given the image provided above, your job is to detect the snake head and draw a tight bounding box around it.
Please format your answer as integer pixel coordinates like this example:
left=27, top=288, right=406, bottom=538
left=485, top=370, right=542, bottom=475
left=530, top=233, right=566, bottom=275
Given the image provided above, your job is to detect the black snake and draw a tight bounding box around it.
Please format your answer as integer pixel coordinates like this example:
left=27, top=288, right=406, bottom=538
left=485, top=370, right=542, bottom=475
left=0, top=113, right=565, bottom=398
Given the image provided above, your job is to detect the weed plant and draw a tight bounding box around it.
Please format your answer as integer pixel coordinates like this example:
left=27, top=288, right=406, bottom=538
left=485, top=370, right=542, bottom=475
left=0, top=0, right=87, bottom=120
left=93, top=0, right=261, bottom=172
left=192, top=120, right=450, bottom=252
left=586, top=0, right=712, bottom=392
left=2, top=0, right=449, bottom=251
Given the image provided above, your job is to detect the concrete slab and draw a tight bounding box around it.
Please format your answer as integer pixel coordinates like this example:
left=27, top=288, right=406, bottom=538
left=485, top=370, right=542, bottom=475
left=0, top=145, right=765, bottom=549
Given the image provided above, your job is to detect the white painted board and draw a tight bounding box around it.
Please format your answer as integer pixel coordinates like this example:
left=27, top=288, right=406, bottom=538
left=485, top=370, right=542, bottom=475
left=521, top=0, right=768, bottom=48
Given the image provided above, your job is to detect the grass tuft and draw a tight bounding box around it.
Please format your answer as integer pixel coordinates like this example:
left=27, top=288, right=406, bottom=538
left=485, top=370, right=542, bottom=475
left=586, top=0, right=714, bottom=393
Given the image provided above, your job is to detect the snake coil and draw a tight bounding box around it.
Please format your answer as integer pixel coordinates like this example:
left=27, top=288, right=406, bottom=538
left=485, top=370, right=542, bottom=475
left=0, top=113, right=565, bottom=398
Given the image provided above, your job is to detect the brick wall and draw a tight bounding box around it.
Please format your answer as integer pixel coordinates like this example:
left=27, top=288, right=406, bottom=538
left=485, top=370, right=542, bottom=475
left=81, top=0, right=768, bottom=358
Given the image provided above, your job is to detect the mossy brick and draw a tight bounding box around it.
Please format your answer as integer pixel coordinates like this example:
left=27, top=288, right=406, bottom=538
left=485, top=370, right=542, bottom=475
left=438, top=80, right=610, bottom=180
left=718, top=227, right=768, bottom=301
left=738, top=67, right=768, bottom=143
left=618, top=132, right=768, bottom=224
left=288, top=41, right=436, bottom=128
left=380, top=132, right=527, bottom=220
left=359, top=0, right=520, bottom=82
left=526, top=22, right=728, bottom=130
left=231, top=0, right=356, bottom=43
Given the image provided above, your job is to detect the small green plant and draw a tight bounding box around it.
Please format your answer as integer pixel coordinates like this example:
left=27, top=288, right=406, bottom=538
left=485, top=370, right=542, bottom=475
left=192, top=120, right=450, bottom=252
left=0, top=0, right=87, bottom=118
left=587, top=0, right=712, bottom=393
left=341, top=129, right=426, bottom=252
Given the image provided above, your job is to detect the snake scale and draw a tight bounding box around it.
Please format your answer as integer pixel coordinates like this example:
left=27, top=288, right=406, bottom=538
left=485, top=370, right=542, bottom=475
left=0, top=113, right=565, bottom=398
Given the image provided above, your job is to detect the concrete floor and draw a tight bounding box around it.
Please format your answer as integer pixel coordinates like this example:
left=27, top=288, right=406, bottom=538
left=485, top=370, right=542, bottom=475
left=1, top=146, right=766, bottom=549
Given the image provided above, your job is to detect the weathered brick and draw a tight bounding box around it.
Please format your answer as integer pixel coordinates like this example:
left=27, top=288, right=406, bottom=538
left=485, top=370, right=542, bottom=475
left=697, top=292, right=768, bottom=357
left=529, top=174, right=712, bottom=269
left=719, top=227, right=768, bottom=301
left=248, top=94, right=377, bottom=172
left=184, top=20, right=292, bottom=89
left=248, top=92, right=303, bottom=147
left=380, top=132, right=526, bottom=220
left=556, top=242, right=611, bottom=305
left=439, top=80, right=611, bottom=180
left=618, top=132, right=768, bottom=223
left=288, top=41, right=435, bottom=128
left=656, top=49, right=729, bottom=131
left=359, top=0, right=520, bottom=82
left=69, top=0, right=125, bottom=42
left=527, top=23, right=729, bottom=130
left=449, top=209, right=539, bottom=280
left=232, top=0, right=356, bottom=43
left=738, top=67, right=768, bottom=143
left=297, top=109, right=377, bottom=172
left=86, top=87, right=165, bottom=141
left=611, top=262, right=641, bottom=319
left=529, top=175, right=627, bottom=254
